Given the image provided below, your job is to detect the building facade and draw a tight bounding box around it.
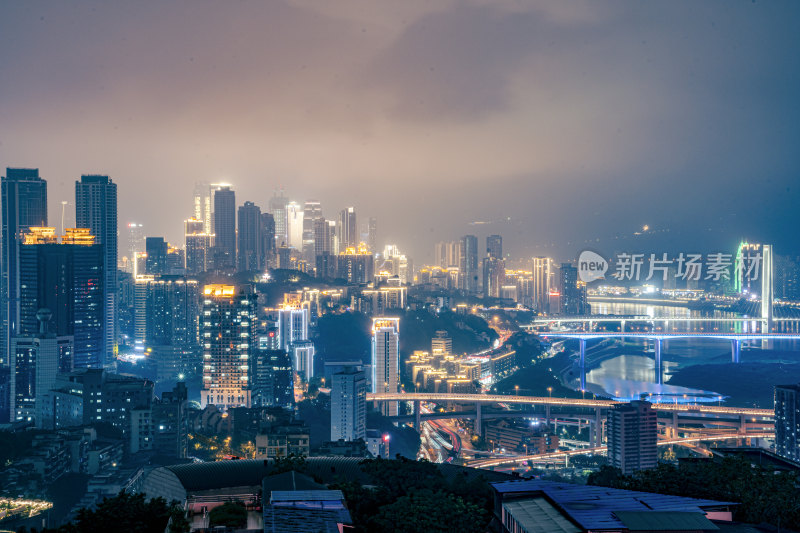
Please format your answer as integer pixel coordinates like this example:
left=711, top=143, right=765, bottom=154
left=330, top=368, right=366, bottom=442
left=775, top=383, right=800, bottom=461
left=75, top=175, right=117, bottom=366
left=607, top=400, right=658, bottom=475
left=371, top=318, right=399, bottom=416
left=200, top=285, right=256, bottom=409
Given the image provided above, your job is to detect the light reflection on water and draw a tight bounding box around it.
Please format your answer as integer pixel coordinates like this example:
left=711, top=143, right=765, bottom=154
left=578, top=353, right=722, bottom=403
left=570, top=301, right=800, bottom=402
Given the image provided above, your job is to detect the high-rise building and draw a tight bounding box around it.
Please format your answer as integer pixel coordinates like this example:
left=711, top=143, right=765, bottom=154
left=532, top=257, right=554, bottom=313
left=487, top=235, right=502, bottom=259
left=200, top=285, right=256, bottom=409
left=338, top=207, right=357, bottom=250
left=2, top=168, right=48, bottom=366
left=193, top=182, right=213, bottom=234
left=126, top=223, right=144, bottom=272
left=434, top=241, right=462, bottom=269
left=269, top=189, right=290, bottom=247
left=212, top=185, right=236, bottom=270
left=302, top=200, right=323, bottom=262
left=292, top=340, right=315, bottom=382
left=368, top=217, right=377, bottom=253
left=237, top=201, right=264, bottom=272
left=9, top=310, right=63, bottom=423
left=313, top=217, right=332, bottom=257
left=330, top=368, right=366, bottom=442
left=286, top=201, right=304, bottom=250
left=371, top=318, right=399, bottom=416
left=460, top=235, right=479, bottom=293
left=136, top=276, right=201, bottom=381
left=337, top=243, right=374, bottom=285
left=775, top=383, right=800, bottom=461
left=145, top=237, right=168, bottom=275
left=75, top=175, right=117, bottom=366
left=261, top=212, right=276, bottom=268
left=20, top=228, right=104, bottom=369
left=607, top=400, right=658, bottom=475
left=184, top=218, right=212, bottom=275
left=559, top=263, right=587, bottom=316
left=483, top=257, right=505, bottom=299
left=278, top=306, right=309, bottom=354
left=379, top=245, right=411, bottom=284
left=252, top=349, right=294, bottom=409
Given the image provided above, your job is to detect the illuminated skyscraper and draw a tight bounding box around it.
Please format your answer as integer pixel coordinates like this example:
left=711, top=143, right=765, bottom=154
left=269, top=189, right=289, bottom=247
left=559, top=263, right=587, bottom=316
left=368, top=217, right=377, bottom=253
left=2, top=168, right=48, bottom=366
left=434, top=241, right=462, bottom=269
left=313, top=218, right=332, bottom=256
left=145, top=237, right=168, bottom=275
left=9, top=310, right=61, bottom=423
left=212, top=185, right=236, bottom=270
left=302, top=200, right=323, bottom=262
left=482, top=257, right=505, bottom=299
left=371, top=318, right=399, bottom=416
left=193, top=181, right=213, bottom=234
left=338, top=207, right=357, bottom=250
left=775, top=383, right=800, bottom=461
left=184, top=218, right=212, bottom=275
left=126, top=222, right=144, bottom=272
left=19, top=228, right=103, bottom=369
left=330, top=368, right=366, bottom=442
left=486, top=235, right=502, bottom=259
left=237, top=201, right=264, bottom=272
left=532, top=257, right=554, bottom=313
left=75, top=175, right=117, bottom=366
left=286, top=201, right=304, bottom=250
left=337, top=243, right=374, bottom=284
left=460, top=235, right=479, bottom=293
left=136, top=276, right=200, bottom=382
left=277, top=307, right=309, bottom=353
left=200, top=285, right=256, bottom=409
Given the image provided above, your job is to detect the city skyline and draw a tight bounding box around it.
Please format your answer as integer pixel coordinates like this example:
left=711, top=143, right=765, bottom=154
left=2, top=2, right=799, bottom=262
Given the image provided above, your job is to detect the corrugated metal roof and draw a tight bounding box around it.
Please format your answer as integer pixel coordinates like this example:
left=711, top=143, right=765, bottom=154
left=271, top=490, right=345, bottom=502
left=491, top=480, right=736, bottom=531
left=503, top=498, right=581, bottom=533
left=164, top=456, right=513, bottom=493
left=614, top=511, right=719, bottom=531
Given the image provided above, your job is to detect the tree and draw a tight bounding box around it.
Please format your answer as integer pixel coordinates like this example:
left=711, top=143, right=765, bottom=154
left=587, top=457, right=800, bottom=528
left=370, top=489, right=487, bottom=533
left=44, top=491, right=172, bottom=533
left=208, top=501, right=247, bottom=529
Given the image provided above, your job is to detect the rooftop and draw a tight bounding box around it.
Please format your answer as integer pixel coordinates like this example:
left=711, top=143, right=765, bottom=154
left=491, top=480, right=735, bottom=531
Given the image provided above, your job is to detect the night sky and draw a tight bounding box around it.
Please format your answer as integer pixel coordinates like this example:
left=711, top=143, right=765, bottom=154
left=1, top=1, right=798, bottom=262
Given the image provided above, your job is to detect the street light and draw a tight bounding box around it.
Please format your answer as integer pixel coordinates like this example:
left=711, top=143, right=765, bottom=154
left=515, top=385, right=519, bottom=396
left=547, top=387, right=553, bottom=398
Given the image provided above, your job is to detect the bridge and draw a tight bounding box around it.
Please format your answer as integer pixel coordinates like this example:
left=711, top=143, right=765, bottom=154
left=367, top=392, right=773, bottom=446
left=524, top=316, right=800, bottom=333
left=539, top=330, right=800, bottom=388
left=466, top=431, right=776, bottom=469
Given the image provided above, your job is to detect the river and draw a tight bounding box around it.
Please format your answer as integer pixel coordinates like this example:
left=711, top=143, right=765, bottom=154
left=564, top=300, right=800, bottom=402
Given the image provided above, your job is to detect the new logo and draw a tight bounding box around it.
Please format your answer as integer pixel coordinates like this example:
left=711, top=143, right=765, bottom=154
left=578, top=250, right=608, bottom=283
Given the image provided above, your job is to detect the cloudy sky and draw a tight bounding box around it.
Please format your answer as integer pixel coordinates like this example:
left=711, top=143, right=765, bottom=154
left=1, top=1, right=798, bottom=262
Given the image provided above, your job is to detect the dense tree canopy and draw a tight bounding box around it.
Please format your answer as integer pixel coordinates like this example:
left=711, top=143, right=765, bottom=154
left=588, top=457, right=800, bottom=529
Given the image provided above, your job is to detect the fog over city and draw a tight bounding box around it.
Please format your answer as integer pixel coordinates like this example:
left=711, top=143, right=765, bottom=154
left=2, top=1, right=799, bottom=261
